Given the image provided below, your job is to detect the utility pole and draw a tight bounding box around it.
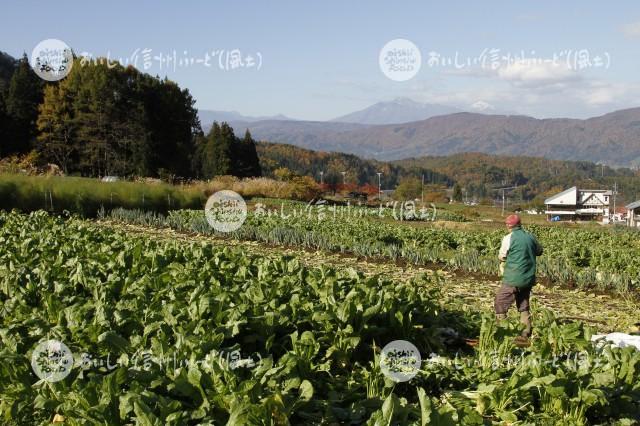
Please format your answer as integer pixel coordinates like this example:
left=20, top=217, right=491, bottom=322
left=421, top=174, right=424, bottom=204
left=494, top=186, right=518, bottom=216
left=613, top=182, right=617, bottom=220
left=377, top=172, right=382, bottom=199
left=319, top=171, right=324, bottom=185
left=341, top=171, right=346, bottom=185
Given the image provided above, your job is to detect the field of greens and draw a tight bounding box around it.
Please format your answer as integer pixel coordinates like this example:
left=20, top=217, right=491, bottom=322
left=105, top=205, right=640, bottom=294
left=1, top=211, right=640, bottom=425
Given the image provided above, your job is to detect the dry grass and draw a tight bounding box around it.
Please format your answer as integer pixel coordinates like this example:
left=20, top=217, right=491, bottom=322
left=195, top=175, right=320, bottom=201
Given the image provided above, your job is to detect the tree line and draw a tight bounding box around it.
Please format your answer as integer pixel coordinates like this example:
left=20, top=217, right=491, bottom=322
left=0, top=52, right=260, bottom=180
left=395, top=153, right=640, bottom=204
left=258, top=142, right=640, bottom=204
left=256, top=141, right=450, bottom=188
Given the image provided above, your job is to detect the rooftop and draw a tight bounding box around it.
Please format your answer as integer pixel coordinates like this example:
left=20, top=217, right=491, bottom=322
left=626, top=200, right=640, bottom=210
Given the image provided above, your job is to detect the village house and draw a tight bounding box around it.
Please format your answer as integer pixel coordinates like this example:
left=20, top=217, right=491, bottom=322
left=627, top=201, right=640, bottom=227
left=544, top=186, right=612, bottom=222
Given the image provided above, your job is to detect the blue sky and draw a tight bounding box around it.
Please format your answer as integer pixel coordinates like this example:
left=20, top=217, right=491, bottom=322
left=3, top=1, right=640, bottom=120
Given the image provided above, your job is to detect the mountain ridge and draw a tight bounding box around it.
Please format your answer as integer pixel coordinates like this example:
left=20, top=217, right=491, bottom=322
left=329, top=97, right=462, bottom=124
left=231, top=107, right=640, bottom=167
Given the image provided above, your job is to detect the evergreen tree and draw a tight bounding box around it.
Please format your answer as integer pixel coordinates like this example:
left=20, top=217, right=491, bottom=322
left=35, top=58, right=199, bottom=178
left=191, top=131, right=207, bottom=178
left=452, top=183, right=463, bottom=202
left=201, top=122, right=222, bottom=178
left=232, top=129, right=262, bottom=177
left=144, top=77, right=199, bottom=178
left=213, top=122, right=234, bottom=176
left=0, top=86, right=10, bottom=157
left=0, top=51, right=16, bottom=87
left=72, top=63, right=118, bottom=176
left=37, top=83, right=76, bottom=173
left=4, top=54, right=43, bottom=154
left=200, top=125, right=262, bottom=179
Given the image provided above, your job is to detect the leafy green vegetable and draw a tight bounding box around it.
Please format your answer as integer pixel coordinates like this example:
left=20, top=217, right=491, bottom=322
left=1, top=211, right=639, bottom=424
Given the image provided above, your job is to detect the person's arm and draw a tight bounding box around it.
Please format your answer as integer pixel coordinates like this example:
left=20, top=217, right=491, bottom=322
left=534, top=236, right=543, bottom=256
left=499, top=234, right=511, bottom=261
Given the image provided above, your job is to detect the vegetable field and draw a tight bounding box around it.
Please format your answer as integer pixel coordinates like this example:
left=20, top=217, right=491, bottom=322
left=1, top=211, right=639, bottom=424
left=106, top=206, right=640, bottom=294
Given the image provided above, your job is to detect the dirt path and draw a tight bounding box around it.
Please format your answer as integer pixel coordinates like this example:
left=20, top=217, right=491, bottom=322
left=95, top=220, right=640, bottom=333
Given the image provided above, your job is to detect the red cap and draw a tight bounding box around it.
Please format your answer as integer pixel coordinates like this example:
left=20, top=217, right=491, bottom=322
left=505, top=214, right=521, bottom=227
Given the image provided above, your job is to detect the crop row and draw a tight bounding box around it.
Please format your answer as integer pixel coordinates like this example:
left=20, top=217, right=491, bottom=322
left=105, top=208, right=640, bottom=294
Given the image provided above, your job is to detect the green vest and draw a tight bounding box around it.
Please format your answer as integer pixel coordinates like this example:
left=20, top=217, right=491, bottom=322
left=502, top=227, right=543, bottom=288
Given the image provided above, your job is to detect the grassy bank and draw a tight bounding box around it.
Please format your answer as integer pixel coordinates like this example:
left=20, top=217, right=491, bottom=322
left=0, top=174, right=322, bottom=217
left=0, top=174, right=206, bottom=216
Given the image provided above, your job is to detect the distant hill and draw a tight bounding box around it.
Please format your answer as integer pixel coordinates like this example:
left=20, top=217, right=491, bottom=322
left=330, top=97, right=461, bottom=124
left=230, top=120, right=371, bottom=152
left=256, top=142, right=640, bottom=202
left=394, top=152, right=640, bottom=202
left=239, top=108, right=640, bottom=167
left=256, top=141, right=449, bottom=188
left=198, top=110, right=293, bottom=130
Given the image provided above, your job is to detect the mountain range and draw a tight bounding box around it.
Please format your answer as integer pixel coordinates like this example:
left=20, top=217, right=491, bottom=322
left=198, top=101, right=640, bottom=167
left=329, top=97, right=463, bottom=125
left=197, top=110, right=293, bottom=125
left=199, top=98, right=515, bottom=128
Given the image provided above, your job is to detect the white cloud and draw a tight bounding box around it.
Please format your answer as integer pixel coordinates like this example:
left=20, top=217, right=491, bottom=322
left=443, top=58, right=582, bottom=89
left=496, top=59, right=581, bottom=88
left=442, top=67, right=496, bottom=78
left=576, top=81, right=640, bottom=106
left=410, top=88, right=522, bottom=115
left=328, top=65, right=640, bottom=119
left=621, top=21, right=640, bottom=38
left=402, top=76, right=640, bottom=118
left=470, top=100, right=493, bottom=111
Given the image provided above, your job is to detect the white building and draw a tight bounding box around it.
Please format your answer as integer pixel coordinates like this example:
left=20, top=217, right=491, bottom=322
left=627, top=201, right=640, bottom=227
left=544, top=186, right=612, bottom=221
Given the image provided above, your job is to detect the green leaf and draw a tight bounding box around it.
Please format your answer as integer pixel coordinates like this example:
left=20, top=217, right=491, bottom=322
left=133, top=400, right=162, bottom=426
left=98, top=331, right=130, bottom=352
left=417, top=388, right=432, bottom=426
left=299, top=380, right=313, bottom=401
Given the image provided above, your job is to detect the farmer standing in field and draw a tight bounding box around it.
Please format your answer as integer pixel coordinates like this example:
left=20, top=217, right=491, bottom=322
left=495, top=214, right=543, bottom=339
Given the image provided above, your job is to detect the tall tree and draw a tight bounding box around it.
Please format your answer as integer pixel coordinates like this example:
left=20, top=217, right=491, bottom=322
left=4, top=54, right=43, bottom=155
left=191, top=131, right=207, bottom=178
left=200, top=124, right=263, bottom=179
left=0, top=93, right=9, bottom=157
left=394, top=176, right=422, bottom=200
left=0, top=51, right=16, bottom=91
left=232, top=129, right=262, bottom=177
left=143, top=76, right=199, bottom=178
left=201, top=122, right=221, bottom=178
left=36, top=58, right=200, bottom=178
left=36, top=83, right=76, bottom=172
left=0, top=52, right=15, bottom=156
left=72, top=63, right=117, bottom=176
left=212, top=122, right=233, bottom=176
left=452, top=183, right=463, bottom=202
